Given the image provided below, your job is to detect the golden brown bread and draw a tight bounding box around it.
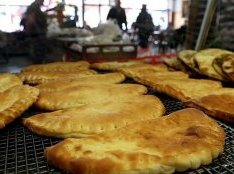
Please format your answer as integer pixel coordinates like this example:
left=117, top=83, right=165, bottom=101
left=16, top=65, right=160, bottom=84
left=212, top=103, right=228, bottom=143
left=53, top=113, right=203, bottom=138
left=184, top=94, right=234, bottom=123
left=0, top=73, right=22, bottom=93
left=21, top=61, right=90, bottom=72
left=91, top=61, right=143, bottom=71
left=35, top=84, right=148, bottom=110
left=45, top=108, right=225, bottom=174
left=132, top=71, right=189, bottom=86
left=23, top=95, right=165, bottom=138
left=212, top=87, right=234, bottom=96
left=144, top=78, right=222, bottom=101
left=118, top=63, right=168, bottom=77
left=36, top=73, right=125, bottom=92
left=194, top=48, right=233, bottom=80
left=121, top=63, right=168, bottom=69
left=0, top=85, right=39, bottom=129
left=18, top=70, right=97, bottom=85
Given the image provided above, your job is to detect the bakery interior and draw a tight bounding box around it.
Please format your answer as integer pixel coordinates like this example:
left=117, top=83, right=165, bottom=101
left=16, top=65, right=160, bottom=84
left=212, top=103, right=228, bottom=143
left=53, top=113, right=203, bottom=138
left=0, top=0, right=234, bottom=173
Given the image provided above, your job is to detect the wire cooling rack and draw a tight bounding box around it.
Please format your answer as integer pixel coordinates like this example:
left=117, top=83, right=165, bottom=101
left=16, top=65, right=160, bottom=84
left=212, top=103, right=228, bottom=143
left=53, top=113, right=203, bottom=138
left=0, top=90, right=233, bottom=174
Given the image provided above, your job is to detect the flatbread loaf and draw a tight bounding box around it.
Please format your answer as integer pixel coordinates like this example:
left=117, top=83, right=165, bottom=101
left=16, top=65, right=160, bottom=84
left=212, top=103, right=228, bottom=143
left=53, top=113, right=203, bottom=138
left=0, top=85, right=39, bottom=129
left=21, top=61, right=90, bottom=73
left=35, top=84, right=147, bottom=110
left=184, top=94, right=234, bottom=123
left=18, top=70, right=97, bottom=85
left=45, top=108, right=225, bottom=174
left=24, top=95, right=165, bottom=138
left=194, top=48, right=233, bottom=80
left=120, top=63, right=168, bottom=70
left=132, top=71, right=189, bottom=86
left=36, top=73, right=125, bottom=92
left=147, top=79, right=222, bottom=101
left=118, top=64, right=169, bottom=78
left=91, top=61, right=143, bottom=71
left=0, top=73, right=22, bottom=93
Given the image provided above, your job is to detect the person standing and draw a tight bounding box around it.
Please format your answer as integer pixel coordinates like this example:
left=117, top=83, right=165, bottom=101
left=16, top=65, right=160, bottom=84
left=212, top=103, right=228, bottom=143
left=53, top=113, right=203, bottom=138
left=107, top=0, right=127, bottom=31
left=135, top=4, right=154, bottom=48
left=22, top=0, right=47, bottom=63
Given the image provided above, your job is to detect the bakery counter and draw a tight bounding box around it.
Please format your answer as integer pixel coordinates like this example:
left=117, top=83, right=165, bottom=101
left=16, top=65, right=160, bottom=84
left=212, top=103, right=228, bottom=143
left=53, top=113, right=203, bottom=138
left=0, top=86, right=234, bottom=174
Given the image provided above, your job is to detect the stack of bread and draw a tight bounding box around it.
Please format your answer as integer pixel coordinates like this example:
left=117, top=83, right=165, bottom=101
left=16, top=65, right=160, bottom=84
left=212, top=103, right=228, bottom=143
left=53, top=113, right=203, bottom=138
left=162, top=48, right=234, bottom=82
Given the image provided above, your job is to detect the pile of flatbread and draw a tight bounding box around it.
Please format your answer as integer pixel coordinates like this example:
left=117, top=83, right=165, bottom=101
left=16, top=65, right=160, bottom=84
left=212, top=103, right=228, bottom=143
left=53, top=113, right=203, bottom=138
left=19, top=61, right=165, bottom=138
left=104, top=59, right=234, bottom=123
left=12, top=61, right=165, bottom=138
left=162, top=48, right=234, bottom=81
left=0, top=59, right=230, bottom=173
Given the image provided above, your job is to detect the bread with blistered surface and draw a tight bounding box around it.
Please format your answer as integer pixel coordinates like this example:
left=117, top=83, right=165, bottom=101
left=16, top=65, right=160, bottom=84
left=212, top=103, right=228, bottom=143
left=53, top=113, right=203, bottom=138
left=24, top=95, right=165, bottom=138
left=132, top=76, right=222, bottom=101
left=35, top=84, right=148, bottom=110
left=0, top=73, right=22, bottom=93
left=0, top=85, right=39, bottom=129
left=91, top=61, right=143, bottom=71
left=184, top=94, right=234, bottom=123
left=45, top=108, right=225, bottom=174
left=18, top=70, right=97, bottom=85
left=132, top=71, right=189, bottom=87
left=194, top=48, right=233, bottom=80
left=21, top=61, right=90, bottom=73
left=36, top=73, right=125, bottom=92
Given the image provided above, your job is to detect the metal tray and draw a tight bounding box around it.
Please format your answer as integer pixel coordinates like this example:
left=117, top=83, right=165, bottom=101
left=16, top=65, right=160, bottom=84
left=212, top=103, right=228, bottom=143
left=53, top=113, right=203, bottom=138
left=0, top=88, right=234, bottom=174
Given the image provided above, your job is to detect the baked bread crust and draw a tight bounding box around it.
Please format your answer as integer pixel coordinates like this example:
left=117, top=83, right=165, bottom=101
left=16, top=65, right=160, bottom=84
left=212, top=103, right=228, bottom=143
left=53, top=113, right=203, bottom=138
left=36, top=73, right=125, bottom=92
left=91, top=61, right=143, bottom=71
left=23, top=95, right=165, bottom=138
left=139, top=78, right=222, bottom=101
left=184, top=94, right=234, bottom=123
left=0, top=73, right=22, bottom=93
left=18, top=70, right=97, bottom=85
left=45, top=108, right=225, bottom=174
left=21, top=61, right=90, bottom=73
left=35, top=84, right=148, bottom=110
left=132, top=71, right=189, bottom=86
left=194, top=48, right=233, bottom=80
left=0, top=85, right=39, bottom=129
left=118, top=64, right=169, bottom=78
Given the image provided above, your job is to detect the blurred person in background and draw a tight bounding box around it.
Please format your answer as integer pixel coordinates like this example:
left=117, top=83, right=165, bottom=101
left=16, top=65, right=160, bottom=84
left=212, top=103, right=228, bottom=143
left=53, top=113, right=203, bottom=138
left=21, top=0, right=47, bottom=64
left=107, top=0, right=127, bottom=31
left=135, top=4, right=154, bottom=48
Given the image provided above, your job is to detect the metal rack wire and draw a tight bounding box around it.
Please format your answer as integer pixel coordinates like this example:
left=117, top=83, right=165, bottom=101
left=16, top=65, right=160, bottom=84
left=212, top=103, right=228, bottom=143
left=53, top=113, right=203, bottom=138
left=0, top=91, right=233, bottom=174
